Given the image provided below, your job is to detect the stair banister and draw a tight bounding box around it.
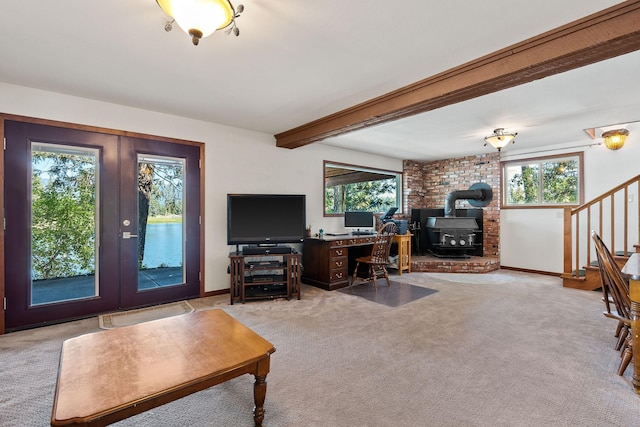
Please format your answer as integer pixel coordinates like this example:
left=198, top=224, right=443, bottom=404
left=563, top=173, right=640, bottom=289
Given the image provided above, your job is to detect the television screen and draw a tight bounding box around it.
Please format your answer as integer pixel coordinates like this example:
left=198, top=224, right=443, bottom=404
left=344, top=211, right=374, bottom=228
left=227, top=194, right=306, bottom=245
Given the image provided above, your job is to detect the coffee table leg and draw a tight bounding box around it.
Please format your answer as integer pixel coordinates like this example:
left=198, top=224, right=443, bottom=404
left=253, top=374, right=267, bottom=426
left=253, top=357, right=271, bottom=426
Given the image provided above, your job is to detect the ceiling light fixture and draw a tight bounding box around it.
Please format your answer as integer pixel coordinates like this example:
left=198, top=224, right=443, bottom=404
left=484, top=128, right=517, bottom=152
left=156, top=0, right=244, bottom=46
left=601, top=128, right=629, bottom=150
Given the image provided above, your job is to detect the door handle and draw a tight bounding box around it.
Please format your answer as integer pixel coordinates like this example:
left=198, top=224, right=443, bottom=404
left=122, top=231, right=138, bottom=239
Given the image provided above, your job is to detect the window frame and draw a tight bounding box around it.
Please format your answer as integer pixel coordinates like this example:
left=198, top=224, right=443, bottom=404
left=323, top=160, right=403, bottom=217
left=501, top=152, right=584, bottom=209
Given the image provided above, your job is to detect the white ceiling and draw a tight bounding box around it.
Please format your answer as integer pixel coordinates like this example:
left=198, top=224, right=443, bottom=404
left=1, top=0, right=638, bottom=161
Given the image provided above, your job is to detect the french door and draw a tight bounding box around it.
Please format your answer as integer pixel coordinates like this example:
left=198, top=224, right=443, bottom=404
left=4, top=121, right=201, bottom=330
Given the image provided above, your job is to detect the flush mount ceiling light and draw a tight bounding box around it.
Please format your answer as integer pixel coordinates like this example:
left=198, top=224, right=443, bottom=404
left=157, top=0, right=244, bottom=46
left=601, top=128, right=629, bottom=150
left=484, top=128, right=517, bottom=152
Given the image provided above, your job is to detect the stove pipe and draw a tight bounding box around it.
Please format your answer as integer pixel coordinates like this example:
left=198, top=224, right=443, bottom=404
left=444, top=182, right=493, bottom=217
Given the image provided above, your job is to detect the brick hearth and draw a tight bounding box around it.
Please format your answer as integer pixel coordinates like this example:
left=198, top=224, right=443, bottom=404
left=410, top=255, right=499, bottom=273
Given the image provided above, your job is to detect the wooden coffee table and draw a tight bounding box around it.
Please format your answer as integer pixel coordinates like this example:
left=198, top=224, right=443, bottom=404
left=51, top=309, right=275, bottom=426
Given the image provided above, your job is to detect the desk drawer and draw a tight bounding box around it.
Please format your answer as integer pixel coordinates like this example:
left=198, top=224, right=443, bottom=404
left=329, top=239, right=347, bottom=248
left=329, top=250, right=348, bottom=283
left=330, top=258, right=346, bottom=270
left=330, top=268, right=348, bottom=282
left=330, top=248, right=346, bottom=258
left=348, top=237, right=375, bottom=245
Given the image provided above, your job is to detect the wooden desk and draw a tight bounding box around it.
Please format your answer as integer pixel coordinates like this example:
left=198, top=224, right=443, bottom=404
left=620, top=253, right=640, bottom=395
left=303, top=234, right=376, bottom=290
left=391, top=232, right=412, bottom=275
left=51, top=309, right=276, bottom=426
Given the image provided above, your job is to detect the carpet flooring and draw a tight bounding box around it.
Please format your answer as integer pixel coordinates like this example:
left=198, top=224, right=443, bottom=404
left=1, top=270, right=638, bottom=426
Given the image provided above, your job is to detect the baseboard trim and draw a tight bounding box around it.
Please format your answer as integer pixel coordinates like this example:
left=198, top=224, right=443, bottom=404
left=500, top=265, right=561, bottom=277
left=201, top=289, right=229, bottom=298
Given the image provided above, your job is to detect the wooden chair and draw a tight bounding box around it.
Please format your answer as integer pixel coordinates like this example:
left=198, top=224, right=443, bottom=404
left=591, top=231, right=633, bottom=375
left=591, top=232, right=625, bottom=344
left=592, top=231, right=629, bottom=349
left=350, top=222, right=397, bottom=289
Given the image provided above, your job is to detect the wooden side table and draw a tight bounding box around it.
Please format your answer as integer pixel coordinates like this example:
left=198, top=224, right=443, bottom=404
left=392, top=232, right=412, bottom=275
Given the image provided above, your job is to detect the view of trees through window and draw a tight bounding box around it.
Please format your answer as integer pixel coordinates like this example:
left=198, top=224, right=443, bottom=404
left=137, top=158, right=184, bottom=268
left=324, top=162, right=401, bottom=215
left=31, top=147, right=185, bottom=281
left=32, top=146, right=97, bottom=280
left=503, top=153, right=582, bottom=206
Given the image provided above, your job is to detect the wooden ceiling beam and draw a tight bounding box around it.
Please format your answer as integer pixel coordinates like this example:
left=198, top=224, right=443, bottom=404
left=275, top=0, right=640, bottom=149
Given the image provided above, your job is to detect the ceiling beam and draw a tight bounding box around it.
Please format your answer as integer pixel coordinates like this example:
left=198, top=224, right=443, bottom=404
left=275, top=0, right=640, bottom=149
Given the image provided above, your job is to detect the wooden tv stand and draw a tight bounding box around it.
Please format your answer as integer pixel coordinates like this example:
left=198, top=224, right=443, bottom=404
left=229, top=251, right=302, bottom=304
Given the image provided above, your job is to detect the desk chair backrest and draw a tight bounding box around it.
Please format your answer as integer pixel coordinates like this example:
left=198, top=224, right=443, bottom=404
left=370, top=221, right=397, bottom=264
left=591, top=230, right=634, bottom=376
left=591, top=231, right=631, bottom=320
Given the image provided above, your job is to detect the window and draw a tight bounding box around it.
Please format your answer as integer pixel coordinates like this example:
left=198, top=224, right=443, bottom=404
left=324, top=161, right=402, bottom=215
left=502, top=152, right=583, bottom=207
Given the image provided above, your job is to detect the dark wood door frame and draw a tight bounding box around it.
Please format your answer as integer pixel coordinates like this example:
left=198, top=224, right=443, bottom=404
left=118, top=136, right=202, bottom=309
left=0, top=114, right=206, bottom=334
left=275, top=1, right=640, bottom=149
left=4, top=121, right=122, bottom=328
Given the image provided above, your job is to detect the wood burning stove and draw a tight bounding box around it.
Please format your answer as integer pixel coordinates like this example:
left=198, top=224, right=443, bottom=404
left=423, top=183, right=492, bottom=258
left=425, top=217, right=480, bottom=257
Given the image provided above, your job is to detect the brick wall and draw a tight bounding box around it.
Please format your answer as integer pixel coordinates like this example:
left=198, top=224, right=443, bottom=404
left=403, top=153, right=501, bottom=258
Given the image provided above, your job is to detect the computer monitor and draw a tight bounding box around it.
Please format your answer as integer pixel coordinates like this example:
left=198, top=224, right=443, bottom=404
left=344, top=211, right=374, bottom=230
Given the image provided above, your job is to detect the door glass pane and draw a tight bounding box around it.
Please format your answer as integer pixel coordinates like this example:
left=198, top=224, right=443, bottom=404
left=138, top=155, right=185, bottom=290
left=31, top=143, right=99, bottom=306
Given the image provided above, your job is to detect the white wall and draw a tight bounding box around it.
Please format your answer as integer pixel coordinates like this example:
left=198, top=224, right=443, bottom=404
left=500, top=129, right=640, bottom=273
left=4, top=82, right=638, bottom=280
left=0, top=83, right=402, bottom=292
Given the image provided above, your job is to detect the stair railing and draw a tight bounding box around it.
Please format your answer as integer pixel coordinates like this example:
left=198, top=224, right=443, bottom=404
left=563, top=174, right=640, bottom=281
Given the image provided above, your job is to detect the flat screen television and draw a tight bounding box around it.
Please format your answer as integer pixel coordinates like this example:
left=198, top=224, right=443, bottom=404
left=227, top=194, right=306, bottom=245
left=344, top=211, right=374, bottom=228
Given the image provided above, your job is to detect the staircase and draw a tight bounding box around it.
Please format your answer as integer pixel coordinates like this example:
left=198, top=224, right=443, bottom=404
left=562, top=174, right=640, bottom=290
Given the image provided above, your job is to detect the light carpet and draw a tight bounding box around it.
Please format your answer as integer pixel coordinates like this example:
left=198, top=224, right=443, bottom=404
left=1, top=270, right=639, bottom=426
left=98, top=301, right=194, bottom=329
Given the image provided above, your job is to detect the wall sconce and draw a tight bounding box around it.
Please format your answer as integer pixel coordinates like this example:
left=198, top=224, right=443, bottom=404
left=157, top=0, right=243, bottom=46
left=601, top=129, right=629, bottom=150
left=484, top=128, right=517, bottom=152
